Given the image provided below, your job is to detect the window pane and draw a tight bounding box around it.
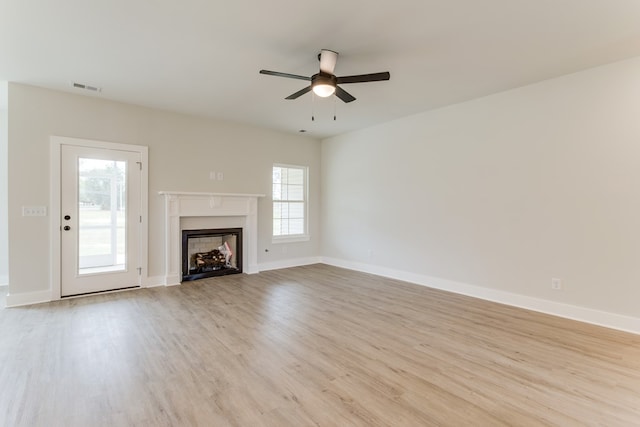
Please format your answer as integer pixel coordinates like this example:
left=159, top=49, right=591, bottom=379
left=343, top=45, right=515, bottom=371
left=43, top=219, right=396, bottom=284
left=273, top=202, right=282, bottom=219
left=78, top=158, right=126, bottom=274
left=288, top=202, right=304, bottom=219
left=273, top=167, right=282, bottom=184
left=288, top=169, right=304, bottom=185
left=289, top=219, right=304, bottom=234
left=272, top=165, right=307, bottom=238
left=273, top=184, right=282, bottom=200
left=275, top=202, right=289, bottom=220
left=287, top=184, right=304, bottom=201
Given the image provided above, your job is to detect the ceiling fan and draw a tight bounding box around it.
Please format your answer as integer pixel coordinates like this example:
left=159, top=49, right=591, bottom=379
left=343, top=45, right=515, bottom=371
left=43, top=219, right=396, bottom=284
left=259, top=49, right=390, bottom=103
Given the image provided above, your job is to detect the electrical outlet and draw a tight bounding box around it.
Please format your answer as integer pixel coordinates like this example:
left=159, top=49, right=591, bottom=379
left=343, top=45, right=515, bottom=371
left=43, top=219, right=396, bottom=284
left=551, top=278, right=562, bottom=290
left=216, top=172, right=224, bottom=181
left=209, top=171, right=217, bottom=180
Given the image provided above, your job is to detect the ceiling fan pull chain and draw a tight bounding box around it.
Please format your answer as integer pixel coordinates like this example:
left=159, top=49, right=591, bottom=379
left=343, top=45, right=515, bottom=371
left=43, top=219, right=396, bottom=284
left=334, top=94, right=337, bottom=121
left=312, top=92, right=315, bottom=121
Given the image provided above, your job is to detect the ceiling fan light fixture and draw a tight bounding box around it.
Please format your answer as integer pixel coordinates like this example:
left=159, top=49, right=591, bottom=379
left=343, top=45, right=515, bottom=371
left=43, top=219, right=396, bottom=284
left=311, top=73, right=337, bottom=97
left=312, top=83, right=336, bottom=97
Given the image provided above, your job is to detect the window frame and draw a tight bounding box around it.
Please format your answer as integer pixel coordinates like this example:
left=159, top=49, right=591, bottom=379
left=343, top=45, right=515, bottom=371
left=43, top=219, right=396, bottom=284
left=272, top=163, right=309, bottom=244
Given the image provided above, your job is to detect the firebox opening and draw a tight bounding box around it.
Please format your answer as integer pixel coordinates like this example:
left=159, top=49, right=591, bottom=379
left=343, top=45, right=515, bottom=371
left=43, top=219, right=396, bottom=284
left=182, top=228, right=242, bottom=281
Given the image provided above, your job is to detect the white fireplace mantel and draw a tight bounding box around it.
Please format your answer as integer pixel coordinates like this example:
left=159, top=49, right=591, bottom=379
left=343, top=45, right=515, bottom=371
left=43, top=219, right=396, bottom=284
left=159, top=191, right=265, bottom=285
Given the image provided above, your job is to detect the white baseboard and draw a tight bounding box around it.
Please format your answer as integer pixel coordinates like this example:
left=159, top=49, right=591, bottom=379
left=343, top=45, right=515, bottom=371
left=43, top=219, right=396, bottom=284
left=164, top=274, right=181, bottom=286
left=245, top=263, right=260, bottom=274
left=259, top=256, right=322, bottom=272
left=321, top=257, right=640, bottom=335
left=144, top=276, right=166, bottom=288
left=6, top=289, right=52, bottom=308
left=5, top=275, right=168, bottom=305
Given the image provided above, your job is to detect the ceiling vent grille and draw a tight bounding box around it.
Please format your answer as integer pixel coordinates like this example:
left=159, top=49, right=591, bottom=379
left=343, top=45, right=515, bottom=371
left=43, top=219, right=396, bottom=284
left=71, top=82, right=102, bottom=92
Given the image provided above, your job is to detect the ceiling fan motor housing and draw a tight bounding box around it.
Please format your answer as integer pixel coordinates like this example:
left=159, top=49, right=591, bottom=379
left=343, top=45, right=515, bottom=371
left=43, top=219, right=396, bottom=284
left=312, top=73, right=337, bottom=89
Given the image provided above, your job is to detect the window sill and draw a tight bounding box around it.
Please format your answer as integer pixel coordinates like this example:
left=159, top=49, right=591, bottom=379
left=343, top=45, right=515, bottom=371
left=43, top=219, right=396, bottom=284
left=272, top=235, right=310, bottom=244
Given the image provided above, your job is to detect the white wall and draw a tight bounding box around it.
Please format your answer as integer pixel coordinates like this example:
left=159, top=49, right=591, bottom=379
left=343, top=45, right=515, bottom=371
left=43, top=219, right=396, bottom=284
left=322, top=57, right=640, bottom=329
left=6, top=83, right=321, bottom=299
left=0, top=81, right=8, bottom=286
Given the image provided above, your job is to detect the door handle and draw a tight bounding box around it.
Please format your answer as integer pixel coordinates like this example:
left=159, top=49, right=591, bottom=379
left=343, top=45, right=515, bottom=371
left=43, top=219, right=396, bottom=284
left=63, top=226, right=71, bottom=231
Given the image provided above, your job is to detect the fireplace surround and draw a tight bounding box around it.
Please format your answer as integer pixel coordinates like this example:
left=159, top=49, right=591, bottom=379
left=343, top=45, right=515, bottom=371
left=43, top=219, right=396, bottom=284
left=159, top=192, right=264, bottom=285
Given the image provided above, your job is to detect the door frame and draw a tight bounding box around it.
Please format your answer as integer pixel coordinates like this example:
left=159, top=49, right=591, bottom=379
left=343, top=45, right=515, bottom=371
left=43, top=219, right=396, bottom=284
left=50, top=136, right=148, bottom=300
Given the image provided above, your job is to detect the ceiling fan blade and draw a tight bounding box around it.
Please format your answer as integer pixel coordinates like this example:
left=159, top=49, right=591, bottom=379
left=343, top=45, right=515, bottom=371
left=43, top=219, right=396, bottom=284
left=335, top=86, right=356, bottom=103
left=337, top=72, right=390, bottom=84
left=319, top=49, right=338, bottom=74
left=285, top=86, right=312, bottom=100
left=259, top=70, right=311, bottom=81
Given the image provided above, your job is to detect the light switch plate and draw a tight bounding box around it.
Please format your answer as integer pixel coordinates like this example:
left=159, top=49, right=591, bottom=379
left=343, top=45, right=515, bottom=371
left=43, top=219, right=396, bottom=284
left=22, top=206, right=47, bottom=217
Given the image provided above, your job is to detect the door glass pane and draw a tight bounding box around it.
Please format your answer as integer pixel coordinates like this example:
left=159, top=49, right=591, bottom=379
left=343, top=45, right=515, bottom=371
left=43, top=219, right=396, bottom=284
left=78, top=158, right=127, bottom=274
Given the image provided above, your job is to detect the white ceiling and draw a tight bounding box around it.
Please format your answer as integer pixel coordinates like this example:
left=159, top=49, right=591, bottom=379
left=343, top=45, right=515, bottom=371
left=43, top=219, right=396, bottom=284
left=2, top=0, right=640, bottom=139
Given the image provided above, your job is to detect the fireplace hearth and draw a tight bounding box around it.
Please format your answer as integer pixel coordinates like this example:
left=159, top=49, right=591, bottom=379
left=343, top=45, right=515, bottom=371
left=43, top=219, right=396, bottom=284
left=182, top=228, right=242, bottom=281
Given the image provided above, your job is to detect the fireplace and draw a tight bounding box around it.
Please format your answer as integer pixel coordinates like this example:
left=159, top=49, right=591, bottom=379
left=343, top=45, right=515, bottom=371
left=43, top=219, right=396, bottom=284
left=182, top=228, right=242, bottom=281
left=159, top=192, right=263, bottom=286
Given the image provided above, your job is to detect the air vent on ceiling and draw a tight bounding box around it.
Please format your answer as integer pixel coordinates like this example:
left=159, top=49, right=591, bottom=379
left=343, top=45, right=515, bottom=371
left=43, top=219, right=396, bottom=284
left=71, top=82, right=102, bottom=92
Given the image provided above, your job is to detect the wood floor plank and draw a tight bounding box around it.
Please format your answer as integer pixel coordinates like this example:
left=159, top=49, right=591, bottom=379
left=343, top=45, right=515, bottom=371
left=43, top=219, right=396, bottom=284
left=1, top=264, right=640, bottom=426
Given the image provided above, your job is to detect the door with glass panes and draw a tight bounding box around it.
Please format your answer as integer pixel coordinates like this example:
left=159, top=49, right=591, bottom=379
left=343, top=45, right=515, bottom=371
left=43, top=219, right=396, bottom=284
left=60, top=144, right=141, bottom=296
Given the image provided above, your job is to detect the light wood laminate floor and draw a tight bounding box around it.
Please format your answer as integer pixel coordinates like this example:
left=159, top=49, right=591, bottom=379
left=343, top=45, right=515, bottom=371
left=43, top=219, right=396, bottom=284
left=1, top=264, right=640, bottom=426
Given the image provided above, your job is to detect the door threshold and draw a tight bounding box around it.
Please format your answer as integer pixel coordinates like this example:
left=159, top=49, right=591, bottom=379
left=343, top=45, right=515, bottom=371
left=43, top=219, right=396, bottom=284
left=61, top=285, right=141, bottom=299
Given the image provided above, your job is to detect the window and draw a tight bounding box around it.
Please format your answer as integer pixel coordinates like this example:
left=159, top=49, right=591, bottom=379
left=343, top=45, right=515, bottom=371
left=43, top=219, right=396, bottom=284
left=272, top=164, right=308, bottom=241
